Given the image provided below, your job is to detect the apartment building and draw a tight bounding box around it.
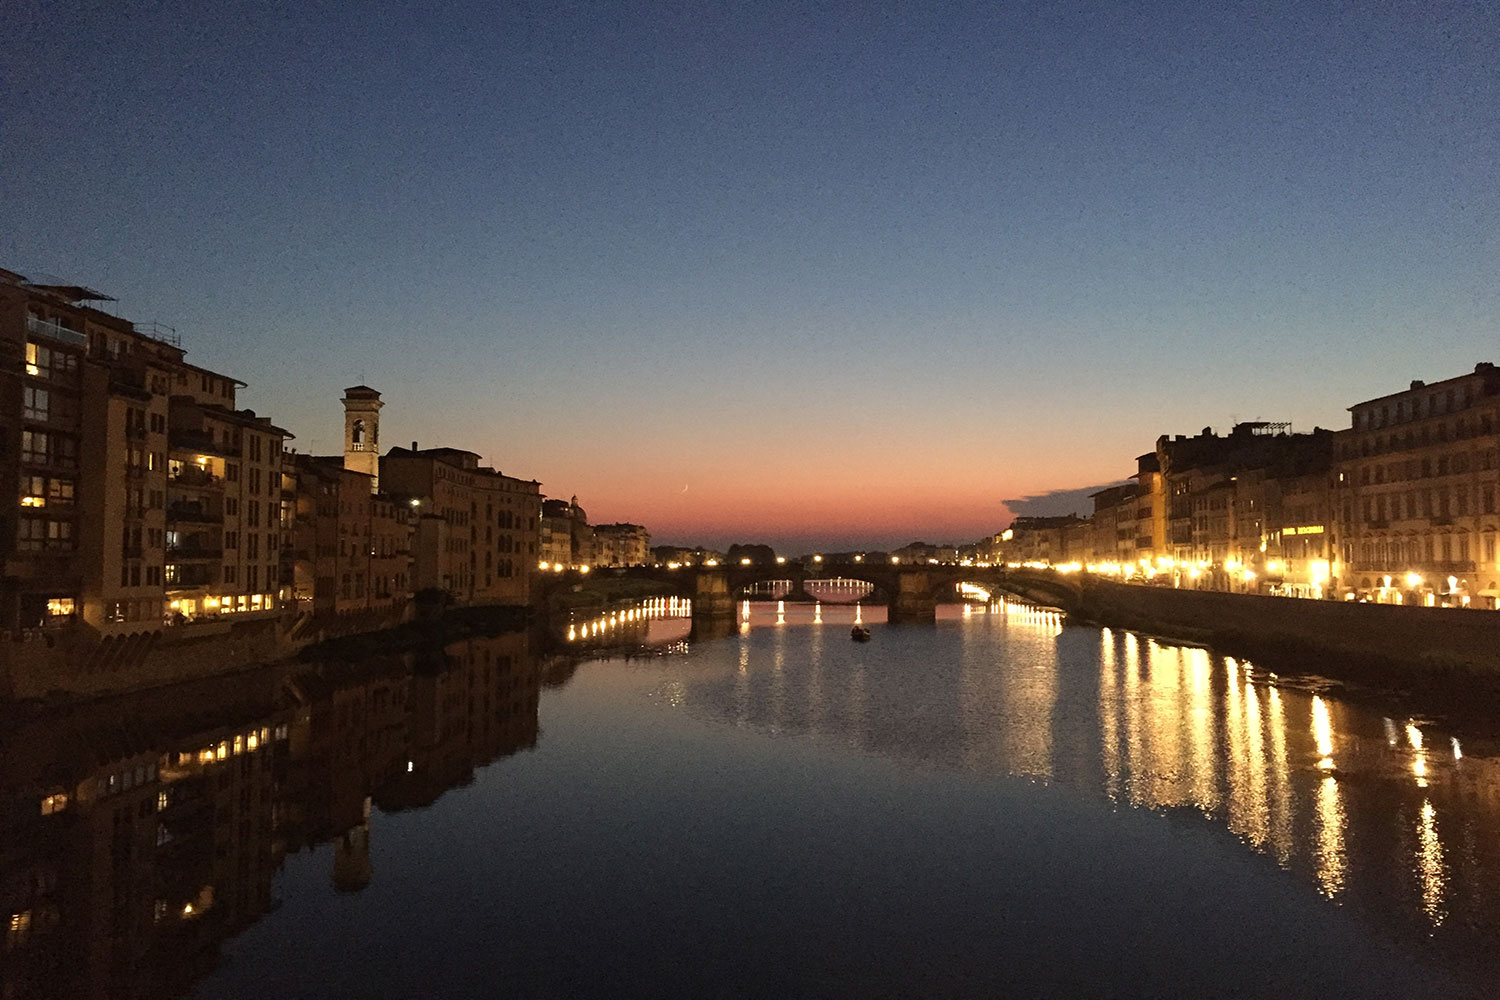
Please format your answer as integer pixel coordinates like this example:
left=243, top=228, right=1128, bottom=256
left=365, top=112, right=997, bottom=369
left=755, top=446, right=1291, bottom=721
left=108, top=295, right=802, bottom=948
left=0, top=269, right=290, bottom=636
left=592, top=522, right=651, bottom=567
left=381, top=445, right=540, bottom=605
left=1336, top=363, right=1500, bottom=606
left=539, top=497, right=593, bottom=570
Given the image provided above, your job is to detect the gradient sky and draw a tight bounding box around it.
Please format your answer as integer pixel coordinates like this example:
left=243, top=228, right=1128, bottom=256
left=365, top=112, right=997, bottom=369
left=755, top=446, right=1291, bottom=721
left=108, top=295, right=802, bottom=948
left=4, top=1, right=1497, bottom=552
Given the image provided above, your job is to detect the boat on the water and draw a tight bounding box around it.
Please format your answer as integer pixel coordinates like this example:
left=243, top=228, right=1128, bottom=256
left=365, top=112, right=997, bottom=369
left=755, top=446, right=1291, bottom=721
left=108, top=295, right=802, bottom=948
left=850, top=625, right=871, bottom=642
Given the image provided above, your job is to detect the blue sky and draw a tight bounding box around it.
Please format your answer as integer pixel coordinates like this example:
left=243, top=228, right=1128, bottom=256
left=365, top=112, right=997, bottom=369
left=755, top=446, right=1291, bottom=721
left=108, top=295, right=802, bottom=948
left=4, top=0, right=1496, bottom=550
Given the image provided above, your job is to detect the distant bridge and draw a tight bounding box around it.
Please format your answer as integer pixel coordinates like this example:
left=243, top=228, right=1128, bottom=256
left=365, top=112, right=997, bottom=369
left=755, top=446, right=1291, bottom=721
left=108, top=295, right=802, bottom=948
left=615, top=560, right=1019, bottom=623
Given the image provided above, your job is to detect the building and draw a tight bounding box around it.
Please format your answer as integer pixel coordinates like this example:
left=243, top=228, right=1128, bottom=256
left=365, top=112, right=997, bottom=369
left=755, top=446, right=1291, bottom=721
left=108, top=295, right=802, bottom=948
left=650, top=545, right=724, bottom=567
left=0, top=269, right=292, bottom=636
left=996, top=515, right=1088, bottom=566
left=891, top=541, right=959, bottom=565
left=1336, top=363, right=1500, bottom=606
left=381, top=444, right=540, bottom=604
left=1151, top=422, right=1333, bottom=591
left=539, top=497, right=594, bottom=570
left=163, top=390, right=291, bottom=623
left=1086, top=483, right=1141, bottom=569
left=592, top=523, right=651, bottom=567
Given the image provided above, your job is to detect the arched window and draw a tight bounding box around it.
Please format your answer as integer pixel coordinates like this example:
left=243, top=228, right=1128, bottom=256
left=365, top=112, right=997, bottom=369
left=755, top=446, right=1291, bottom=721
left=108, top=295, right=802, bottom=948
left=351, top=419, right=365, bottom=450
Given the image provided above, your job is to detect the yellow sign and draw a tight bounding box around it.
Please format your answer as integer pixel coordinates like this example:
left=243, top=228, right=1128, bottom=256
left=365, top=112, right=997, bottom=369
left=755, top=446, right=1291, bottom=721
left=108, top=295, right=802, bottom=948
left=1285, top=525, right=1324, bottom=536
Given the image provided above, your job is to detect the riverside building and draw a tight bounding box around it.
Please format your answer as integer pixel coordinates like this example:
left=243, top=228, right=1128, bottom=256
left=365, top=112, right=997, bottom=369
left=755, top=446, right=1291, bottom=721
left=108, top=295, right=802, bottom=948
left=381, top=445, right=540, bottom=605
left=0, top=268, right=291, bottom=636
left=1336, top=363, right=1500, bottom=607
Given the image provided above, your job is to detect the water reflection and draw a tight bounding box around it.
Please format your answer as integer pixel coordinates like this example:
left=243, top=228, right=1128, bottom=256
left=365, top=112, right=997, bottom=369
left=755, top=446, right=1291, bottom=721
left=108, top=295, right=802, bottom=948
left=0, top=631, right=540, bottom=1000
left=662, top=605, right=1500, bottom=973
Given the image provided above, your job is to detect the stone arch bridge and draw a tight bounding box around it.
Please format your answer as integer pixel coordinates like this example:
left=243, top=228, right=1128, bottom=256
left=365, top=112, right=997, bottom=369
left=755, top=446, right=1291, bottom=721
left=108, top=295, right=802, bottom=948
left=616, top=561, right=1020, bottom=623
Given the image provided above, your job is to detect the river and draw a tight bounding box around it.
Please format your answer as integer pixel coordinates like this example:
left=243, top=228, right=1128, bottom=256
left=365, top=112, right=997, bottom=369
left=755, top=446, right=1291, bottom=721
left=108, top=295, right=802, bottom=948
left=5, top=600, right=1500, bottom=998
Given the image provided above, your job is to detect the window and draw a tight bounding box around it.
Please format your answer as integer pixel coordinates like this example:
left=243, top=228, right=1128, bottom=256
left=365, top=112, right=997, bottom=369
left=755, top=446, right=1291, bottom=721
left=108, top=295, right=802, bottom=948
left=17, top=518, right=45, bottom=551
left=22, top=387, right=48, bottom=421
left=21, top=431, right=47, bottom=464
left=53, top=436, right=76, bottom=469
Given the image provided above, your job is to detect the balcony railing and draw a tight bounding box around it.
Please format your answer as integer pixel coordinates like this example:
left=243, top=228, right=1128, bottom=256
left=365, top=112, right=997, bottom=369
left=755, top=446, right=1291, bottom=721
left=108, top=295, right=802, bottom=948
left=169, top=467, right=221, bottom=489
left=166, top=544, right=223, bottom=561
left=167, top=503, right=222, bottom=524
left=170, top=429, right=237, bottom=458
left=26, top=315, right=88, bottom=349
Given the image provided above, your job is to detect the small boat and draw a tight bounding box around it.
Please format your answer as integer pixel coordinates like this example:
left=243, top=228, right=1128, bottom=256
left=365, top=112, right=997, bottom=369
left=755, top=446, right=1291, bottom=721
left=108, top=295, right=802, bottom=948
left=850, top=625, right=871, bottom=642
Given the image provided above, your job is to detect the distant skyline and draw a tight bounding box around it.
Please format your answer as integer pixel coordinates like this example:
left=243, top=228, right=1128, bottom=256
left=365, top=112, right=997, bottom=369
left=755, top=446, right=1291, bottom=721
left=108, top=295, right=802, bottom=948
left=5, top=1, right=1496, bottom=551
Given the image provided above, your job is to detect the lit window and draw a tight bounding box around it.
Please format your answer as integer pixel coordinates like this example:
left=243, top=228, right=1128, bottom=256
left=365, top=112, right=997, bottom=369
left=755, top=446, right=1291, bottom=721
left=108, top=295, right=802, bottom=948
left=46, top=598, right=74, bottom=618
left=40, top=793, right=67, bottom=815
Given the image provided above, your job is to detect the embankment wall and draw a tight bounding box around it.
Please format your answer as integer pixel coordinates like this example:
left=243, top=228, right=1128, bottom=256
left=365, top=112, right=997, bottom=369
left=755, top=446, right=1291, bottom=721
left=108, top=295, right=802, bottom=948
left=1077, top=578, right=1500, bottom=681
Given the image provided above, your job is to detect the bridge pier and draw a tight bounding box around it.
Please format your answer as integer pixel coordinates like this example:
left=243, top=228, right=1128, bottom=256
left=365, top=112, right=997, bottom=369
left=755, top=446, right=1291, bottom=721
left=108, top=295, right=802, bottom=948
left=692, top=570, right=735, bottom=620
left=888, top=570, right=937, bottom=624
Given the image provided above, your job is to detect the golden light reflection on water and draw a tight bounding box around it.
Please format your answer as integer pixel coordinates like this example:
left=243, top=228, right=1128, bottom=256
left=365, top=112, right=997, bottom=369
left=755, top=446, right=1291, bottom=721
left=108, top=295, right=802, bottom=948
left=663, top=606, right=1488, bottom=957
left=1312, top=695, right=1335, bottom=769
left=1268, top=686, right=1293, bottom=866
left=1418, top=799, right=1447, bottom=926
left=1089, top=632, right=1475, bottom=931
left=1187, top=646, right=1218, bottom=813
left=1099, top=628, right=1121, bottom=803
left=1315, top=774, right=1347, bottom=898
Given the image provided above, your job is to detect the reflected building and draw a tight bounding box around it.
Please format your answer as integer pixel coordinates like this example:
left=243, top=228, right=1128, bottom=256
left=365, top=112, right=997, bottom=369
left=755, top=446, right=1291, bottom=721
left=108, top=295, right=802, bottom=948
left=0, top=631, right=540, bottom=1000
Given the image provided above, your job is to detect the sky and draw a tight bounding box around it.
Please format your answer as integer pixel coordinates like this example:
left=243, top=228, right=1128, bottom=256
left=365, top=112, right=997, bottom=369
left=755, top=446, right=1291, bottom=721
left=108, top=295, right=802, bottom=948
left=3, top=1, right=1497, bottom=553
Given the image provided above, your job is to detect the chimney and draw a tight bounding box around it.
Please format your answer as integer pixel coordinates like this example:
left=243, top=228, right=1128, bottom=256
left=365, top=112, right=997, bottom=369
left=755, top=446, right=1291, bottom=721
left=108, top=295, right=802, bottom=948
left=1411, top=380, right=1425, bottom=390
left=411, top=441, right=418, bottom=451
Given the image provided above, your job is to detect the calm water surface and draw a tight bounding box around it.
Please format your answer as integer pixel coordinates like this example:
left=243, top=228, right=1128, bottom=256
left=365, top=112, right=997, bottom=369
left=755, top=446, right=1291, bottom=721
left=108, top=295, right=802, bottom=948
left=7, top=601, right=1500, bottom=998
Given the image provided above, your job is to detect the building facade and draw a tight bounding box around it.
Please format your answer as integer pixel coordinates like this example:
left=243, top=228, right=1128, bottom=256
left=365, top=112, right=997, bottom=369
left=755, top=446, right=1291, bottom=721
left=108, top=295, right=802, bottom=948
left=381, top=445, right=539, bottom=605
left=1336, top=363, right=1500, bottom=606
left=592, top=523, right=651, bottom=567
left=0, top=269, right=292, bottom=636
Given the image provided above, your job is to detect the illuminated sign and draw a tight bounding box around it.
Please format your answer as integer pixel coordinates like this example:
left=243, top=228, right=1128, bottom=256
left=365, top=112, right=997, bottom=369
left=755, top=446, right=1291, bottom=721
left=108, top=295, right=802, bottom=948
left=1285, top=525, right=1325, bottom=536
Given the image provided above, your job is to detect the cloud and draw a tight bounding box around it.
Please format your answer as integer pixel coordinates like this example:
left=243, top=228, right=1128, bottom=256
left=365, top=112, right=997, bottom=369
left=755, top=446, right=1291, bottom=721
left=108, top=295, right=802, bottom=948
left=1003, top=481, right=1130, bottom=519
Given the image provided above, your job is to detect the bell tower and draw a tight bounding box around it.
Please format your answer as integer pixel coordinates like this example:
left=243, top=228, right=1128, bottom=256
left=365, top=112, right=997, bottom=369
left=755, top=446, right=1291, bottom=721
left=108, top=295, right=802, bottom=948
left=342, top=385, right=383, bottom=493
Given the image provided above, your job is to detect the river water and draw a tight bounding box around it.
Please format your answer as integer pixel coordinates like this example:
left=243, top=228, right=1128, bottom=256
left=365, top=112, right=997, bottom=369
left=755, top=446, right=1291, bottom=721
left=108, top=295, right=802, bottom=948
left=6, top=600, right=1500, bottom=998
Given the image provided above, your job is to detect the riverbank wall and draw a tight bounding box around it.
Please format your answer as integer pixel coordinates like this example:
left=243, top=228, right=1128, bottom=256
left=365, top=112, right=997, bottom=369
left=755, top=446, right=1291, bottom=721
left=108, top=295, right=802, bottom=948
left=0, top=602, right=426, bottom=701
left=1036, top=577, right=1500, bottom=692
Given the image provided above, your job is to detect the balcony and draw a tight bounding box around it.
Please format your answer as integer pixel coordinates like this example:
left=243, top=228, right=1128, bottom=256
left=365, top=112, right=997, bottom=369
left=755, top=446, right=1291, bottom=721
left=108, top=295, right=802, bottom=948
left=170, top=429, right=237, bottom=458
left=166, top=567, right=217, bottom=588
left=26, top=315, right=88, bottom=350
left=167, top=502, right=222, bottom=524
left=166, top=543, right=223, bottom=561
left=169, top=467, right=221, bottom=489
